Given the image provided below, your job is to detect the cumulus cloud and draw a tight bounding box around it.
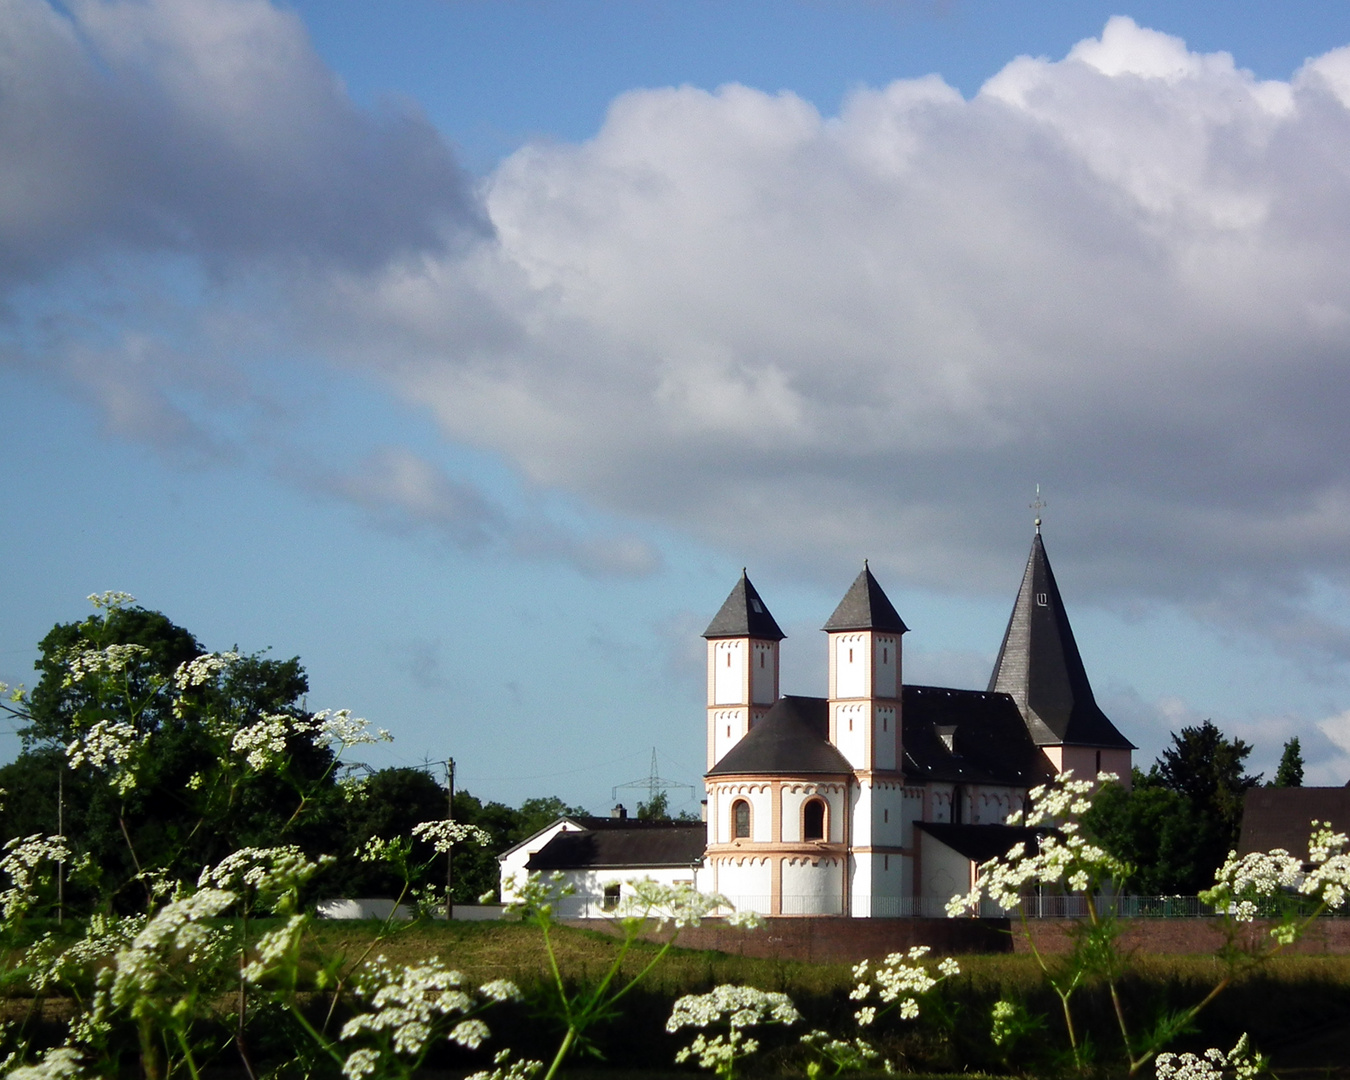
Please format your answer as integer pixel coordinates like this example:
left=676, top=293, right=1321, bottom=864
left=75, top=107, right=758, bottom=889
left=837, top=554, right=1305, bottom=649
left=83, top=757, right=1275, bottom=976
left=298, top=15, right=1350, bottom=647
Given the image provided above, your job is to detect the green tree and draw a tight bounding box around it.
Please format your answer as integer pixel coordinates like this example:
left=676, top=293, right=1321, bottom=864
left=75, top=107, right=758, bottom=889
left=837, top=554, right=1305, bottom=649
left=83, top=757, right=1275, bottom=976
left=2, top=598, right=342, bottom=911
left=1273, top=736, right=1305, bottom=787
left=1088, top=722, right=1262, bottom=894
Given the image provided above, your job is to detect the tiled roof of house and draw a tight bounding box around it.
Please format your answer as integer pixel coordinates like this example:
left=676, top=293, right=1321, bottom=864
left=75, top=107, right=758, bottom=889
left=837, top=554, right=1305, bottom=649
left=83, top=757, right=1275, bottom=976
left=916, top=822, right=1052, bottom=863
left=524, top=823, right=707, bottom=870
left=1238, top=787, right=1350, bottom=861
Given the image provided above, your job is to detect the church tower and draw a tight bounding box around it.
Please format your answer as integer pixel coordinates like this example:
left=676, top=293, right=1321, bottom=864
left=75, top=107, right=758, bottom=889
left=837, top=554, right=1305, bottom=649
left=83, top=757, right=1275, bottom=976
left=823, top=563, right=907, bottom=772
left=704, top=571, right=784, bottom=769
left=989, top=530, right=1135, bottom=783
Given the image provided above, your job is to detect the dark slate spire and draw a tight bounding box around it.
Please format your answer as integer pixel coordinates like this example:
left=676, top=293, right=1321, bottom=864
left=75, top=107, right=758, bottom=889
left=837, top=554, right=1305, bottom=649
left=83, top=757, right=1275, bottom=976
left=703, top=570, right=786, bottom=640
left=988, top=534, right=1133, bottom=749
left=822, top=562, right=909, bottom=634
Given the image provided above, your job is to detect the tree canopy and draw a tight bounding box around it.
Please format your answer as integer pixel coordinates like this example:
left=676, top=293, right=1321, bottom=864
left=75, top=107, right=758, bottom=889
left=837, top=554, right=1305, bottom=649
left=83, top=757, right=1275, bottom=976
left=1086, top=720, right=1262, bottom=894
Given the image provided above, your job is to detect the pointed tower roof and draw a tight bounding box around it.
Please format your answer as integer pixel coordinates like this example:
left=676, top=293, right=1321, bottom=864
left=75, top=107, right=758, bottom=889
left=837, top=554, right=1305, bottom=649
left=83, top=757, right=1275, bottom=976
left=822, top=563, right=909, bottom=634
left=703, top=570, right=785, bottom=640
left=988, top=534, right=1133, bottom=749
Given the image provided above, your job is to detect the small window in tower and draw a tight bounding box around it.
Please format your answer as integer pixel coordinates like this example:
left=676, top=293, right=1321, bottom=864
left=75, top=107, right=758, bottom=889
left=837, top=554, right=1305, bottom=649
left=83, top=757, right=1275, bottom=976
left=760, top=653, right=765, bottom=668
left=848, top=648, right=854, bottom=662
left=848, top=717, right=853, bottom=731
left=803, top=799, right=825, bottom=841
left=883, top=717, right=888, bottom=732
left=884, top=808, right=889, bottom=823
left=751, top=599, right=763, bottom=612
left=726, top=652, right=731, bottom=667
left=884, top=855, right=889, bottom=871
left=1036, top=592, right=1047, bottom=607
left=883, top=647, right=888, bottom=663
left=733, top=800, right=751, bottom=839
left=726, top=725, right=731, bottom=738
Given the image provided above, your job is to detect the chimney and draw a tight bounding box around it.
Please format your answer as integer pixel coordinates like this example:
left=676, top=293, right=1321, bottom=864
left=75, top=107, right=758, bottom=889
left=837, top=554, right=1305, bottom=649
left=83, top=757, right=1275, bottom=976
left=701, top=799, right=708, bottom=822
left=611, top=803, right=628, bottom=820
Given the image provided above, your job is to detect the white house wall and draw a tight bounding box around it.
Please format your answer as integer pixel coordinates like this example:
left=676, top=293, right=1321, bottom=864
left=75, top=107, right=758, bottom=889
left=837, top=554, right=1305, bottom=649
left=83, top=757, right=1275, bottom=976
left=498, top=819, right=588, bottom=903
left=920, top=832, right=973, bottom=910
left=714, top=856, right=774, bottom=915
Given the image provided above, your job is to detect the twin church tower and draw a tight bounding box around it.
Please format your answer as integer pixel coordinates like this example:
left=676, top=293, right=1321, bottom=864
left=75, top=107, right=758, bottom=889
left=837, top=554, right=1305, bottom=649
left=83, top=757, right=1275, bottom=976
left=698, top=532, right=1134, bottom=917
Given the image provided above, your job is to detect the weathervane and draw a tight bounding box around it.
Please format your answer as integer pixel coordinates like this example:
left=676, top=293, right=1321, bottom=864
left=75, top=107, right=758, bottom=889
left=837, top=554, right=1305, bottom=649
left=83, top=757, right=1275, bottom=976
left=1031, top=484, right=1046, bottom=534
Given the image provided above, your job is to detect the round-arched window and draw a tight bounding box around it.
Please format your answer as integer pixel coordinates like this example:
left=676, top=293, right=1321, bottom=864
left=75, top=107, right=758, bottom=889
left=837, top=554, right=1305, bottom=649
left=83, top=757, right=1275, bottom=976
left=732, top=799, right=751, bottom=839
left=803, top=799, right=826, bottom=841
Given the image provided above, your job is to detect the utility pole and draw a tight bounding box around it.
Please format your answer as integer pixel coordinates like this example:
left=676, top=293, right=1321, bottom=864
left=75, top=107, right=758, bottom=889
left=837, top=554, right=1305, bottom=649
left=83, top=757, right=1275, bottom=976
left=445, top=757, right=455, bottom=920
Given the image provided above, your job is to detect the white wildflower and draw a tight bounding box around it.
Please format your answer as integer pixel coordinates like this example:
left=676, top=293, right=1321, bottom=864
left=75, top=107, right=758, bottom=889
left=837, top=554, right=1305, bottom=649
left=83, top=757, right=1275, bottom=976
left=411, top=819, right=491, bottom=853
left=342, top=1048, right=381, bottom=1080
left=465, top=1050, right=543, bottom=1080
left=87, top=591, right=135, bottom=611
left=66, top=720, right=142, bottom=794
left=198, top=846, right=331, bottom=902
left=231, top=712, right=294, bottom=770
left=310, top=709, right=392, bottom=752
left=173, top=652, right=240, bottom=690
left=0, top=834, right=71, bottom=920
left=7, top=1045, right=83, bottom=1079
left=62, top=643, right=150, bottom=687
left=667, top=985, right=800, bottom=1033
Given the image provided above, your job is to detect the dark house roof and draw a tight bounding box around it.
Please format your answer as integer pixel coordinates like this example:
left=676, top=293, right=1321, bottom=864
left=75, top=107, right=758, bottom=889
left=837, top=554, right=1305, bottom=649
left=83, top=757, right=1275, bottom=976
left=822, top=564, right=909, bottom=634
left=704, top=571, right=786, bottom=641
left=706, top=696, right=854, bottom=777
left=900, top=685, right=1056, bottom=788
left=1238, top=787, right=1350, bottom=861
left=987, top=533, right=1133, bottom=750
left=525, top=823, right=707, bottom=870
left=917, top=822, right=1050, bottom=864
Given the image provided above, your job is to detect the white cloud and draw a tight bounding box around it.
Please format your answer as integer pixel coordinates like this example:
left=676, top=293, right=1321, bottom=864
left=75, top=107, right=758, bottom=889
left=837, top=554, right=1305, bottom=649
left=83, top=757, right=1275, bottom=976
left=12, top=4, right=1350, bottom=620
left=316, top=16, right=1350, bottom=631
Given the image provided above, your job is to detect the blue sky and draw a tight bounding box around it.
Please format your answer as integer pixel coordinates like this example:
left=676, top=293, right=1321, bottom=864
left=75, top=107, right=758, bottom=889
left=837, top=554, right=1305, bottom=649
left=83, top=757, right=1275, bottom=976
left=6, top=0, right=1350, bottom=813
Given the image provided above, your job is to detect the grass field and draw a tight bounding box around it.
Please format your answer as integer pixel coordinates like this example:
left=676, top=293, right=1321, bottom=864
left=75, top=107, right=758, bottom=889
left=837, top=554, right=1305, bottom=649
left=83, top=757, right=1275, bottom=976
left=8, top=918, right=1350, bottom=1075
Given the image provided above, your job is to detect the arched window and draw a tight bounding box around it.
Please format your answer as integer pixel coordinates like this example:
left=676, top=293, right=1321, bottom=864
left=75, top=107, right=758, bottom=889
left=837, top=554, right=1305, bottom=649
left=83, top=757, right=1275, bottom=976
left=803, top=799, right=826, bottom=841
left=732, top=799, right=751, bottom=839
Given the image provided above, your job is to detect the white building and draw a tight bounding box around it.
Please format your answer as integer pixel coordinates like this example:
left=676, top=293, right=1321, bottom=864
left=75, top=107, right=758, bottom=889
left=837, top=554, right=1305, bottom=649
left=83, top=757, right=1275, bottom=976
left=702, top=530, right=1133, bottom=917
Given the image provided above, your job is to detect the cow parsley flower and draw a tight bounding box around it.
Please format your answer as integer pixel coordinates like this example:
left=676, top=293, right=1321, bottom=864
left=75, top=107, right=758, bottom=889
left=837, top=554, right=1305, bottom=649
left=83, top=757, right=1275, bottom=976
left=466, top=1050, right=543, bottom=1080
left=411, top=819, right=492, bottom=852
left=7, top=1045, right=83, bottom=1079
left=1155, top=1033, right=1266, bottom=1080
left=668, top=986, right=799, bottom=1079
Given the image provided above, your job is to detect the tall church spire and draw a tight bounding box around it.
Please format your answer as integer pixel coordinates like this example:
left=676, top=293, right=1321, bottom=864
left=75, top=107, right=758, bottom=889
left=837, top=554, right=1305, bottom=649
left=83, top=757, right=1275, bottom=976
left=988, top=533, right=1132, bottom=749
left=704, top=570, right=785, bottom=641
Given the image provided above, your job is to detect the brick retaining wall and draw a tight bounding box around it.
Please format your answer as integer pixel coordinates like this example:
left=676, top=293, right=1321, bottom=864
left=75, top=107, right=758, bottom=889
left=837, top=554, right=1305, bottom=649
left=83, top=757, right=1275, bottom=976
left=582, top=916, right=1350, bottom=963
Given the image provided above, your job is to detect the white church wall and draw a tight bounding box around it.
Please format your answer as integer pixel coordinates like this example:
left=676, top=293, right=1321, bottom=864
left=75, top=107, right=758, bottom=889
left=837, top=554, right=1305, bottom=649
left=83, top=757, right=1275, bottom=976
left=851, top=783, right=872, bottom=847
left=873, top=635, right=898, bottom=699
left=901, top=787, right=925, bottom=848
left=874, top=706, right=896, bottom=770
left=834, top=634, right=867, bottom=698
left=714, top=783, right=773, bottom=844
left=854, top=852, right=907, bottom=917
left=870, top=781, right=904, bottom=847
left=713, top=640, right=746, bottom=705
left=834, top=702, right=867, bottom=770
left=751, top=641, right=776, bottom=705
left=710, top=708, right=744, bottom=766
left=715, top=857, right=773, bottom=915
left=920, top=832, right=973, bottom=909
left=783, top=857, right=843, bottom=915
left=780, top=783, right=844, bottom=843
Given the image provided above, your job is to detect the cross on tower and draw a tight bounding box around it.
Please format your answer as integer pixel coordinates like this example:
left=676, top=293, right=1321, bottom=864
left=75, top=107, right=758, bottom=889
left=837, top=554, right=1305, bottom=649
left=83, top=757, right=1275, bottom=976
left=1031, top=484, right=1047, bottom=533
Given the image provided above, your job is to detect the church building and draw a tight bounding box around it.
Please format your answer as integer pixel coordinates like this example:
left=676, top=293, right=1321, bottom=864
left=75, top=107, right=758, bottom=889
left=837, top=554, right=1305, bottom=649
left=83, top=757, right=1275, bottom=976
left=701, top=529, right=1133, bottom=917
left=500, top=527, right=1134, bottom=918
